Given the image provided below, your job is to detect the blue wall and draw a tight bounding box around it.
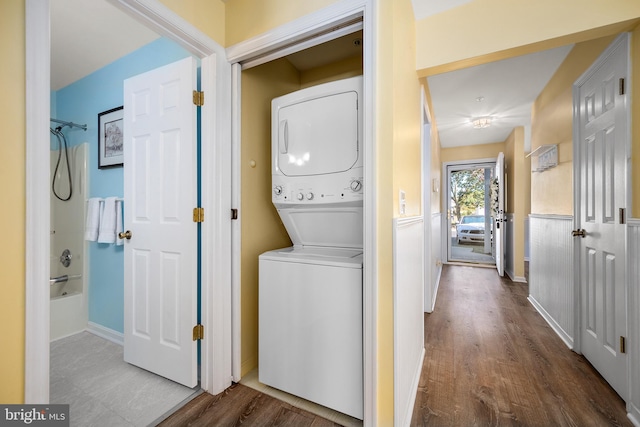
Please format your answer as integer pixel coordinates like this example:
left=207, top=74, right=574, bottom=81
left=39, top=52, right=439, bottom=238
left=54, top=37, right=192, bottom=333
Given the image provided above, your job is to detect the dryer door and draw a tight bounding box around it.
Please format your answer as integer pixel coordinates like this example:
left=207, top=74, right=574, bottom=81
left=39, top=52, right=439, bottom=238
left=275, top=91, right=359, bottom=177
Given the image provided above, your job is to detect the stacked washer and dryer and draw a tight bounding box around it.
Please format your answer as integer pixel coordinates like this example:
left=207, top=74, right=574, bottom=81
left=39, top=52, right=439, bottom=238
left=259, top=76, right=364, bottom=420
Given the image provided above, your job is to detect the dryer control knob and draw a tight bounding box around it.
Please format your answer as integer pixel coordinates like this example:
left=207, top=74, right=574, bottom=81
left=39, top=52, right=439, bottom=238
left=273, top=185, right=283, bottom=196
left=350, top=180, right=363, bottom=192
left=297, top=192, right=304, bottom=201
left=306, top=192, right=314, bottom=200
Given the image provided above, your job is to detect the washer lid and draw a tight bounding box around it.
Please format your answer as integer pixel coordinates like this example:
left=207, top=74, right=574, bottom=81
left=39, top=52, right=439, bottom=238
left=260, top=246, right=363, bottom=268
left=277, top=206, right=363, bottom=249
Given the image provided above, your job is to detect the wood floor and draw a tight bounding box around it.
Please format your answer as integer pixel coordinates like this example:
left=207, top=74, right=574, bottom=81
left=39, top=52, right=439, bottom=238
left=411, top=265, right=631, bottom=427
left=157, top=383, right=342, bottom=427
left=159, top=264, right=630, bottom=426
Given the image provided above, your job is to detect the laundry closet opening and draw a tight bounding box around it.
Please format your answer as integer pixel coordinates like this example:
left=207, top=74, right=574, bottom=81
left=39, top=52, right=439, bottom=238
left=236, top=28, right=364, bottom=424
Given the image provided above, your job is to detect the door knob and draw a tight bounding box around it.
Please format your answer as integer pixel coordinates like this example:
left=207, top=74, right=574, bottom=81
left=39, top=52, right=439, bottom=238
left=118, top=230, right=132, bottom=240
left=572, top=229, right=586, bottom=238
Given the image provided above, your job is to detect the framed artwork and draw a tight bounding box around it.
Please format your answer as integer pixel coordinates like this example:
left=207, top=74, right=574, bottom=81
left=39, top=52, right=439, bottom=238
left=98, top=106, right=124, bottom=168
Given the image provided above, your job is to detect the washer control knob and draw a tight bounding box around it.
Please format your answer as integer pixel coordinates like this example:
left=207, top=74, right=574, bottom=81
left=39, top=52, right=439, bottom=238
left=306, top=192, right=314, bottom=200
left=273, top=185, right=283, bottom=196
left=297, top=192, right=304, bottom=201
left=350, top=180, right=363, bottom=192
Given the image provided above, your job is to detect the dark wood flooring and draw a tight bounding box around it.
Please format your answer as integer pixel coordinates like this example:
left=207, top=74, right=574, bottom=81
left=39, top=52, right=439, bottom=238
left=411, top=265, right=631, bottom=426
left=157, top=383, right=342, bottom=427
left=159, top=264, right=630, bottom=426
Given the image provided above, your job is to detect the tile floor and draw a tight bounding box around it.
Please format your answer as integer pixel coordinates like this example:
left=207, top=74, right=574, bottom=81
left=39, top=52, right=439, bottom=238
left=50, top=332, right=199, bottom=426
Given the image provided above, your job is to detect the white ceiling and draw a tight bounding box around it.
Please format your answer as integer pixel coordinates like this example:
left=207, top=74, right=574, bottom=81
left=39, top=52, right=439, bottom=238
left=51, top=0, right=574, bottom=152
left=51, top=0, right=158, bottom=91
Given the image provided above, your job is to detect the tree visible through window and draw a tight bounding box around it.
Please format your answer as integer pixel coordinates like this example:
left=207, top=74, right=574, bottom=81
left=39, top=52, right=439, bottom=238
left=450, top=168, right=485, bottom=223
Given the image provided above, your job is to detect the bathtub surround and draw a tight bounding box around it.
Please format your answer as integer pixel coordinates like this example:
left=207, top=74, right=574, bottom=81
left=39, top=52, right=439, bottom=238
left=50, top=143, right=88, bottom=341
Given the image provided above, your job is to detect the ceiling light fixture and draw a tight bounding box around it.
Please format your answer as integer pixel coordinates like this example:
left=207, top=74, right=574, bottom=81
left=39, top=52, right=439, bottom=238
left=472, top=117, right=492, bottom=129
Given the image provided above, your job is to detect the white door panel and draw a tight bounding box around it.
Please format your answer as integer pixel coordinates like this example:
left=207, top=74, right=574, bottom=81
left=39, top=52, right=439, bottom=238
left=576, top=35, right=627, bottom=400
left=123, top=57, right=198, bottom=387
left=494, top=152, right=505, bottom=277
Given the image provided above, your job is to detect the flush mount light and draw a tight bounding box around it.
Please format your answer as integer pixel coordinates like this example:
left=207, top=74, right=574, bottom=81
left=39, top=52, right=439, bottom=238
left=472, top=117, right=492, bottom=129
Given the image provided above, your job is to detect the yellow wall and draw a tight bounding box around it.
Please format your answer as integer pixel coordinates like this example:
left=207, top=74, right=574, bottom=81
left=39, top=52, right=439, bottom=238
left=301, top=55, right=363, bottom=88
left=158, top=0, right=226, bottom=46
left=240, top=59, right=298, bottom=375
left=0, top=0, right=25, bottom=403
left=225, top=0, right=340, bottom=46
left=504, top=127, right=528, bottom=279
left=441, top=141, right=505, bottom=164
left=422, top=82, right=442, bottom=214
left=530, top=35, right=615, bottom=215
left=415, top=0, right=640, bottom=77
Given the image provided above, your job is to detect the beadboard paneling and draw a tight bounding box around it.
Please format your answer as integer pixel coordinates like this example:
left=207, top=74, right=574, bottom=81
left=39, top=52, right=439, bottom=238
left=528, top=215, right=574, bottom=348
left=393, top=216, right=425, bottom=427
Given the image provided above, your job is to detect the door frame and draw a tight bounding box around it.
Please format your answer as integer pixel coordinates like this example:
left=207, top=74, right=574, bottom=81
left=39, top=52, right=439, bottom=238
left=226, top=1, right=377, bottom=423
left=25, top=0, right=233, bottom=402
left=441, top=158, right=497, bottom=265
left=571, top=32, right=631, bottom=394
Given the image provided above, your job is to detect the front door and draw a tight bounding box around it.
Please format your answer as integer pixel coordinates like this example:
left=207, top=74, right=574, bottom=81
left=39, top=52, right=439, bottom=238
left=493, top=152, right=505, bottom=276
left=122, top=57, right=199, bottom=387
left=575, top=34, right=628, bottom=400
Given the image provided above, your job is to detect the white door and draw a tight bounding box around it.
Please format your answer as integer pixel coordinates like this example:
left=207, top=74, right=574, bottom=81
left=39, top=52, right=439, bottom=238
left=493, top=152, right=505, bottom=276
left=575, top=35, right=628, bottom=400
left=122, top=57, right=198, bottom=387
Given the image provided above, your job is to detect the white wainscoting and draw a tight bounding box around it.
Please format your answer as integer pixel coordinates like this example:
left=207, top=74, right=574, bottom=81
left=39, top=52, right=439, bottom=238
left=628, top=220, right=640, bottom=426
left=393, top=216, right=425, bottom=427
left=425, top=213, right=442, bottom=313
left=528, top=214, right=574, bottom=348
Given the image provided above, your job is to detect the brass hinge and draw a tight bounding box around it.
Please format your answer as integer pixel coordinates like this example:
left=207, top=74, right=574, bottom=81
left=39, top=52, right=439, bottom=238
left=193, top=207, right=204, bottom=223
left=193, top=324, right=204, bottom=341
left=620, top=336, right=626, bottom=354
left=619, top=78, right=625, bottom=96
left=619, top=208, right=626, bottom=224
left=193, top=90, right=204, bottom=106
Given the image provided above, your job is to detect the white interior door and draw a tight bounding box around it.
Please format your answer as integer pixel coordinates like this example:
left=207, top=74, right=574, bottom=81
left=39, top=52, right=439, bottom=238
left=494, top=152, right=505, bottom=276
left=122, top=57, right=198, bottom=387
left=575, top=35, right=628, bottom=400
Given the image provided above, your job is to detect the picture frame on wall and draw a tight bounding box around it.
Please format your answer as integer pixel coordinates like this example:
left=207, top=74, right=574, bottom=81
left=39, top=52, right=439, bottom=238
left=98, top=106, right=124, bottom=168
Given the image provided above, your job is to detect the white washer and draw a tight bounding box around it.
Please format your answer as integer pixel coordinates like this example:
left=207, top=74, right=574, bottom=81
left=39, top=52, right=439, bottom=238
left=259, top=247, right=363, bottom=419
left=259, top=77, right=364, bottom=419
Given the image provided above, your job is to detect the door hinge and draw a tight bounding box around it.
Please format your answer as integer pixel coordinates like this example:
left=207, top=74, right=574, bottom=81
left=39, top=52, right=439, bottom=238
left=620, top=336, right=626, bottom=354
left=231, top=209, right=238, bottom=220
left=619, top=78, right=625, bottom=96
left=193, top=207, right=204, bottom=223
left=619, top=208, right=626, bottom=224
left=193, top=90, right=204, bottom=106
left=193, top=324, right=204, bottom=341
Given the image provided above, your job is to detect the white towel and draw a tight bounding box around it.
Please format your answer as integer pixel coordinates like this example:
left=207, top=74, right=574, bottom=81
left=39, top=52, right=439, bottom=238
left=85, top=198, right=101, bottom=241
left=98, top=197, right=118, bottom=244
left=116, top=200, right=124, bottom=246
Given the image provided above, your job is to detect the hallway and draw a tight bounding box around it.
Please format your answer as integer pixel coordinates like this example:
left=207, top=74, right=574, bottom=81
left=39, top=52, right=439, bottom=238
left=411, top=265, right=631, bottom=426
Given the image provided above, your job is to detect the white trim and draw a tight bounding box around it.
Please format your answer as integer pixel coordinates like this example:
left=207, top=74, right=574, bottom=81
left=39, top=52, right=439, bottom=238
left=527, top=295, right=574, bottom=349
left=87, top=322, right=124, bottom=346
left=225, top=1, right=376, bottom=423
left=226, top=0, right=365, bottom=65
left=26, top=0, right=233, bottom=402
left=25, top=0, right=51, bottom=404
left=230, top=63, right=242, bottom=382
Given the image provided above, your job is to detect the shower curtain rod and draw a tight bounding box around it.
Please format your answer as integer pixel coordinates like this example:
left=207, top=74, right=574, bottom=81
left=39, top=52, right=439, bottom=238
left=50, top=118, right=87, bottom=131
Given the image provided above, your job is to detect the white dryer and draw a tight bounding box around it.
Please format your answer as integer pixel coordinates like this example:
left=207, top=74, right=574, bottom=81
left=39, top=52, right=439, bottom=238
left=259, top=76, right=364, bottom=420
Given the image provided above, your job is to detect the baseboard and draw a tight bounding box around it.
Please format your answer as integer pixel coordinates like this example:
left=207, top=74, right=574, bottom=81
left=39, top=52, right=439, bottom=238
left=629, top=402, right=640, bottom=427
left=527, top=296, right=573, bottom=349
left=87, top=321, right=124, bottom=346
left=506, top=269, right=527, bottom=283
left=398, top=347, right=425, bottom=427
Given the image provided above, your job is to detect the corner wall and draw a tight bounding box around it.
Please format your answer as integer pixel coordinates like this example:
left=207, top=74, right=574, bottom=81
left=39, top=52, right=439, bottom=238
left=0, top=0, right=26, bottom=403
